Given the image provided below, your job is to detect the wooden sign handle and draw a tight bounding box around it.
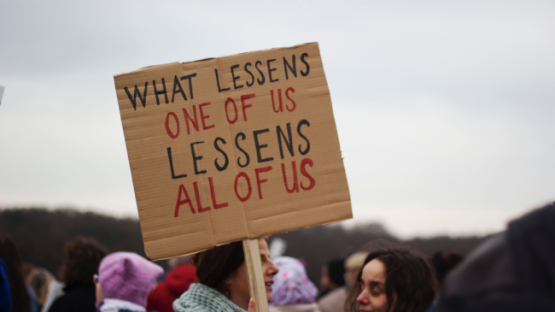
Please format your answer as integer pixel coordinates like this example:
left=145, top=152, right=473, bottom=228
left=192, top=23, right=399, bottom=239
left=243, top=239, right=270, bottom=312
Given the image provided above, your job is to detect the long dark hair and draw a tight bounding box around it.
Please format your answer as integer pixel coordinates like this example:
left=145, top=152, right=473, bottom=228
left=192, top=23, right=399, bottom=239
left=59, top=236, right=107, bottom=286
left=0, top=237, right=31, bottom=312
left=192, top=241, right=244, bottom=297
left=345, top=247, right=438, bottom=312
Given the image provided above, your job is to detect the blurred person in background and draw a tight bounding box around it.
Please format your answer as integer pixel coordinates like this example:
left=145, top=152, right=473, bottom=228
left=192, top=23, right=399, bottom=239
left=146, top=255, right=196, bottom=312
left=431, top=251, right=463, bottom=288
left=27, top=268, right=54, bottom=308
left=0, top=237, right=41, bottom=312
left=26, top=268, right=64, bottom=312
left=317, top=259, right=346, bottom=312
left=317, top=259, right=345, bottom=300
left=48, top=237, right=107, bottom=312
left=435, top=202, right=555, bottom=312
left=173, top=238, right=279, bottom=312
left=94, top=252, right=163, bottom=312
left=345, top=247, right=437, bottom=312
left=343, top=252, right=369, bottom=289
left=1, top=259, right=12, bottom=312
left=269, top=256, right=319, bottom=312
left=318, top=252, right=368, bottom=312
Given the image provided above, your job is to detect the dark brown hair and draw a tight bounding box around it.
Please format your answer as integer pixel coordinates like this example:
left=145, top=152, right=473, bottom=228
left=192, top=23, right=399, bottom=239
left=192, top=241, right=244, bottom=297
left=59, top=236, right=107, bottom=286
left=345, top=247, right=438, bottom=312
left=0, top=236, right=31, bottom=312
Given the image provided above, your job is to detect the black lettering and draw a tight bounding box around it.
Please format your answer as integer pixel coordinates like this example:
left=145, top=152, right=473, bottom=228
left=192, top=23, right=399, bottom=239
left=253, top=129, right=274, bottom=163
left=167, top=147, right=187, bottom=179
left=181, top=73, right=197, bottom=99
left=245, top=62, right=255, bottom=87
left=231, top=64, right=244, bottom=89
left=276, top=123, right=294, bottom=159
left=267, top=59, right=279, bottom=83
left=124, top=82, right=148, bottom=110
left=191, top=141, right=207, bottom=175
left=235, top=132, right=250, bottom=168
left=255, top=61, right=265, bottom=85
left=283, top=55, right=297, bottom=80
left=215, top=69, right=230, bottom=92
left=297, top=119, right=310, bottom=155
left=300, top=53, right=310, bottom=77
left=152, top=78, right=168, bottom=105
left=172, top=75, right=187, bottom=102
left=214, top=137, right=229, bottom=172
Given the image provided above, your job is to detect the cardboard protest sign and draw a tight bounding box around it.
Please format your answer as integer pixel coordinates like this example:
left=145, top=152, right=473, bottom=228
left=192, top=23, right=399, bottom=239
left=114, top=42, right=351, bottom=261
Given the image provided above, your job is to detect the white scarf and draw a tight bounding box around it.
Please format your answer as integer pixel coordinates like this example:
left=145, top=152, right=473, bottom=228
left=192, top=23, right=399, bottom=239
left=98, top=298, right=146, bottom=312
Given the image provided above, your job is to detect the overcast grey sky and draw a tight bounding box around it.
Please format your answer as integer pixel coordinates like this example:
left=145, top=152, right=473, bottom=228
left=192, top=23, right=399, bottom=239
left=1, top=0, right=554, bottom=238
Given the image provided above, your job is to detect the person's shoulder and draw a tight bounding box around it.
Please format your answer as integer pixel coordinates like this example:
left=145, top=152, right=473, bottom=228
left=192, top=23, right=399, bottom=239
left=317, top=286, right=347, bottom=304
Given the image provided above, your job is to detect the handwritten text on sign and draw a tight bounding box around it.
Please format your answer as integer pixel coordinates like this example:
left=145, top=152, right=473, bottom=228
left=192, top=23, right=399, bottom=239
left=114, top=43, right=351, bottom=260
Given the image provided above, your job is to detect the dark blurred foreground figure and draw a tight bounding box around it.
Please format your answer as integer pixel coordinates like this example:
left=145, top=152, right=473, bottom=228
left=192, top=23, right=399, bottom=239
left=48, top=237, right=107, bottom=312
left=0, top=259, right=12, bottom=312
left=95, top=252, right=163, bottom=312
left=0, top=237, right=41, bottom=312
left=435, top=202, right=555, bottom=312
left=146, top=259, right=196, bottom=312
left=269, top=256, right=319, bottom=312
left=431, top=251, right=463, bottom=287
left=173, top=238, right=279, bottom=312
left=345, top=247, right=437, bottom=312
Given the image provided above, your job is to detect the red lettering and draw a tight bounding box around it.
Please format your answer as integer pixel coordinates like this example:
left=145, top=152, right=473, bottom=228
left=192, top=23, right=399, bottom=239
left=255, top=166, right=273, bottom=199
left=199, top=102, right=215, bottom=130
left=174, top=184, right=195, bottom=217
left=234, top=172, right=252, bottom=202
left=183, top=105, right=199, bottom=135
left=225, top=97, right=238, bottom=124
left=300, top=158, right=316, bottom=191
left=240, top=93, right=255, bottom=121
left=271, top=89, right=283, bottom=113
left=193, top=181, right=211, bottom=213
left=285, top=87, right=296, bottom=112
left=281, top=161, right=299, bottom=193
left=209, top=177, right=228, bottom=209
left=165, top=112, right=180, bottom=139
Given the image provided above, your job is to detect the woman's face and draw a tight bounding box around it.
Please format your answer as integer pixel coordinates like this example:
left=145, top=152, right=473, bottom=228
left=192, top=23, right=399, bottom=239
left=356, top=259, right=389, bottom=312
left=226, top=239, right=279, bottom=309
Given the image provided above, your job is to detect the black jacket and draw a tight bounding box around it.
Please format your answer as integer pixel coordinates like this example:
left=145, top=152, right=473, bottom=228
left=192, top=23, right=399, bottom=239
left=47, top=284, right=97, bottom=312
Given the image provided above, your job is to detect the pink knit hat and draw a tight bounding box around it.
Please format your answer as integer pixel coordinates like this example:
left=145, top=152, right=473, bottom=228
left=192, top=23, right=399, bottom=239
left=98, top=252, right=163, bottom=307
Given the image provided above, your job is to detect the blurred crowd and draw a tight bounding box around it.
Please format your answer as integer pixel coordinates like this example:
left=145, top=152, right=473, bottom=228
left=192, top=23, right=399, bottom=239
left=1, top=202, right=553, bottom=312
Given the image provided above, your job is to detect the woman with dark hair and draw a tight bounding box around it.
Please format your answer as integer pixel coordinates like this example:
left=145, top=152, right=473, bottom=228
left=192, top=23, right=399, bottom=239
left=0, top=237, right=40, bottom=312
left=345, top=248, right=437, bottom=312
left=173, top=238, right=279, bottom=312
left=47, top=236, right=107, bottom=312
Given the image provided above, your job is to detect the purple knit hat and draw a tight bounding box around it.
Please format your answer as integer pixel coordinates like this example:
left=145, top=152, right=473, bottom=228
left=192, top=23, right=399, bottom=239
left=98, top=252, right=163, bottom=307
left=270, top=256, right=318, bottom=306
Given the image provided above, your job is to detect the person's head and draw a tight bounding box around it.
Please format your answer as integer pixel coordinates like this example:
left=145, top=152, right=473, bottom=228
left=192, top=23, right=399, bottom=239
left=0, top=237, right=30, bottom=312
left=59, top=236, right=107, bottom=287
left=192, top=238, right=279, bottom=310
left=320, top=259, right=345, bottom=291
left=270, top=256, right=318, bottom=306
left=344, top=252, right=369, bottom=288
left=431, top=251, right=463, bottom=286
left=346, top=248, right=437, bottom=312
left=95, top=252, right=163, bottom=308
left=27, top=268, right=54, bottom=306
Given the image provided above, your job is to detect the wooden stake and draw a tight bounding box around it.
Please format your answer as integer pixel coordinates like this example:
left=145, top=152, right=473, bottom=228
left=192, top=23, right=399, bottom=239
left=243, top=238, right=270, bottom=312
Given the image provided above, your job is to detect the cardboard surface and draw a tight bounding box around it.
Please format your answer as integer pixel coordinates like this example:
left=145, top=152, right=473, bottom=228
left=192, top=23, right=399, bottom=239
left=114, top=42, right=352, bottom=260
